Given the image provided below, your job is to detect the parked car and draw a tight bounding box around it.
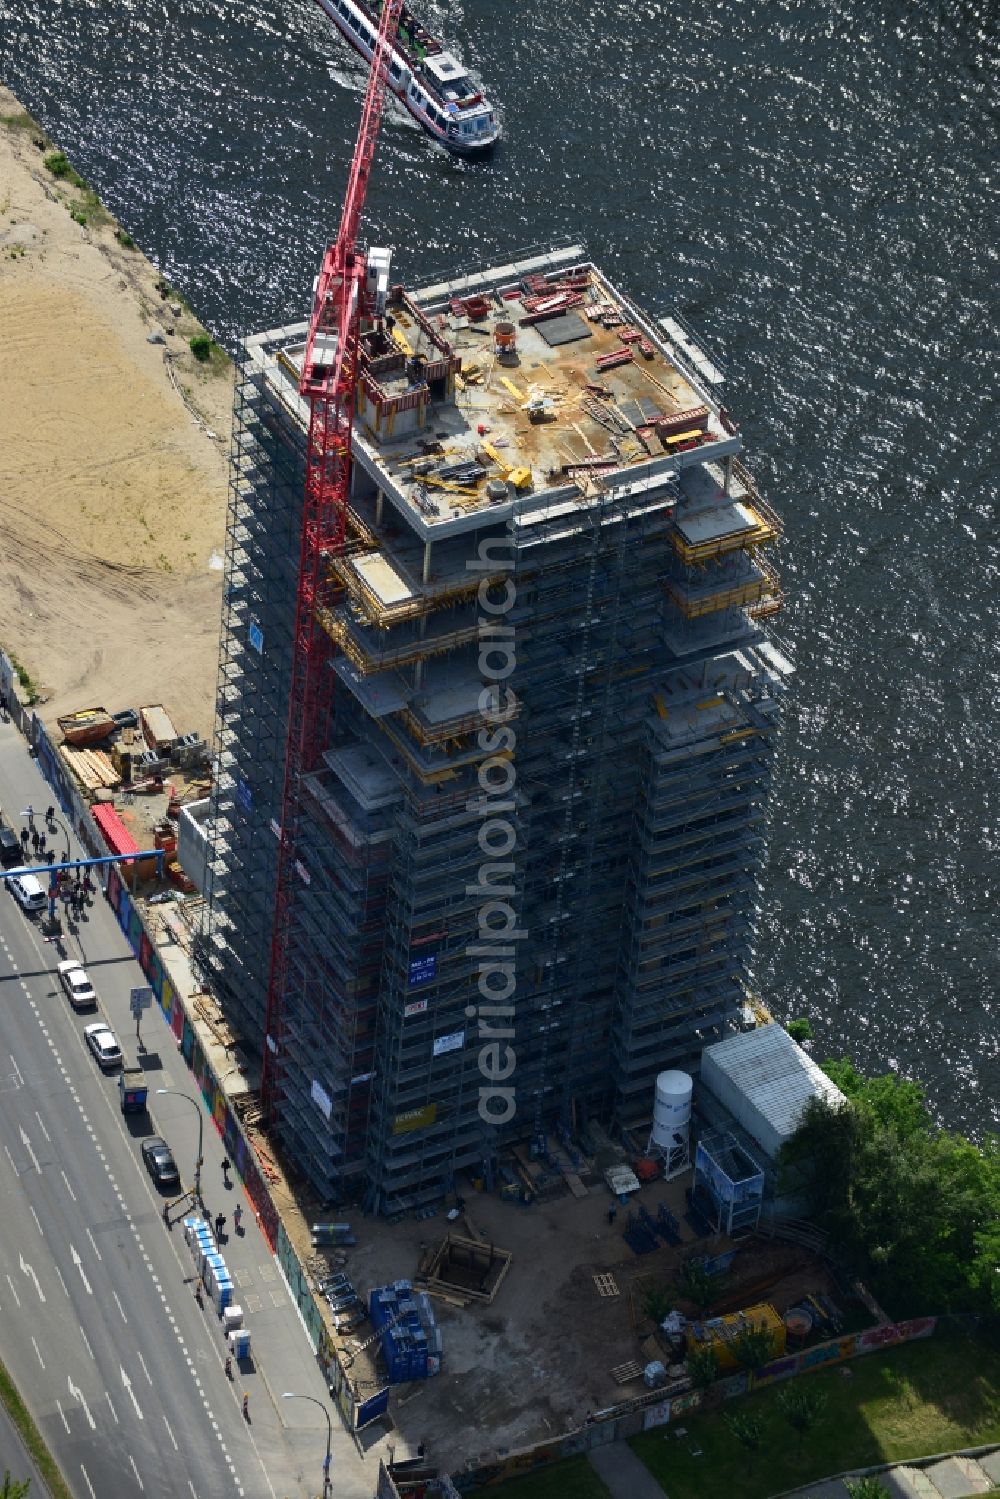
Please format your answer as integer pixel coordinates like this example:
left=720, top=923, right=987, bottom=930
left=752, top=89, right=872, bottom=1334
left=9, top=872, right=45, bottom=913
left=57, top=959, right=97, bottom=1009
left=141, top=1136, right=180, bottom=1189
left=83, top=1022, right=122, bottom=1071
left=0, top=826, right=21, bottom=867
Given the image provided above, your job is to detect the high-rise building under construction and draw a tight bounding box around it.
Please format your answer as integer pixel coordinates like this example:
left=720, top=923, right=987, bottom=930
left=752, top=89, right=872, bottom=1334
left=197, top=243, right=789, bottom=1214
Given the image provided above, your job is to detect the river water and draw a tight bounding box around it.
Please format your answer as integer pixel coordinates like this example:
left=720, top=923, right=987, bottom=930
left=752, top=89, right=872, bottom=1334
left=1, top=0, right=997, bottom=1132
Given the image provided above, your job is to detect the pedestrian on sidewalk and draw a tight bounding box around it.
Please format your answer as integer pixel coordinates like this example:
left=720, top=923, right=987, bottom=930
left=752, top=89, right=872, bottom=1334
left=242, top=1392, right=249, bottom=1420
left=214, top=1213, right=227, bottom=1239
left=19, top=828, right=28, bottom=851
left=30, top=830, right=39, bottom=854
left=233, top=1205, right=243, bottom=1233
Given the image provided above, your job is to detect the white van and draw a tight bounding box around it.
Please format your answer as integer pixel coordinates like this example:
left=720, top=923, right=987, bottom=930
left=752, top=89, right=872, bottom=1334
left=10, top=873, right=46, bottom=913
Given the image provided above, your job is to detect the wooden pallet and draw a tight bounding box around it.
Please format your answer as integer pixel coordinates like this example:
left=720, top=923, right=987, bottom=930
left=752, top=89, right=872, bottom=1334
left=610, top=1360, right=643, bottom=1384
left=593, top=1273, right=619, bottom=1298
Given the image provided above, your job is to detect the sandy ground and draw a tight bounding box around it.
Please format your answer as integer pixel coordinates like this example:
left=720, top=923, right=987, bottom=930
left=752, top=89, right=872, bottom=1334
left=0, top=88, right=231, bottom=740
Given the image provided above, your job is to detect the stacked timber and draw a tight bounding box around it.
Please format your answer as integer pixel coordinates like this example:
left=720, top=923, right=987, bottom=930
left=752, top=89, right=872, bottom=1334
left=59, top=743, right=121, bottom=792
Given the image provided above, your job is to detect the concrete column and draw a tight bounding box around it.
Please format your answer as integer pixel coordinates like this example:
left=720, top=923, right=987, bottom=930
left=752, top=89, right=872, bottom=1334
left=724, top=456, right=733, bottom=497
left=375, top=489, right=384, bottom=525
left=414, top=659, right=424, bottom=688
left=422, top=541, right=432, bottom=584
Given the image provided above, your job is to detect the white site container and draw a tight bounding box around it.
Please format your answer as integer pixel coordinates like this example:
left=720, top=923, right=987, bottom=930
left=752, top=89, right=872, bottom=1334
left=700, top=1025, right=847, bottom=1161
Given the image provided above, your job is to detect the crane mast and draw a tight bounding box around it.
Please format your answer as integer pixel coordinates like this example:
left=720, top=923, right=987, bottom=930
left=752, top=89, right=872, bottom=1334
left=261, top=0, right=406, bottom=1116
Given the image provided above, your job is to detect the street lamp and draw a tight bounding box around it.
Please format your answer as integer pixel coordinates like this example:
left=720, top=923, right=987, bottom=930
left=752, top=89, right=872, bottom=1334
left=282, top=1391, right=332, bottom=1496
left=157, top=1088, right=204, bottom=1206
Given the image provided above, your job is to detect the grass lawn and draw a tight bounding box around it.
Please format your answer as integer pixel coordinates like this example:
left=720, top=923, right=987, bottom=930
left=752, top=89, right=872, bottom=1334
left=481, top=1455, right=612, bottom=1499
left=629, top=1331, right=1000, bottom=1499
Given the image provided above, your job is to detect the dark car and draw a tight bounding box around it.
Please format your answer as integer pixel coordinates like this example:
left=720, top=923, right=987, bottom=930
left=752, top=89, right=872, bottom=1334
left=141, top=1136, right=180, bottom=1189
left=0, top=826, right=20, bottom=867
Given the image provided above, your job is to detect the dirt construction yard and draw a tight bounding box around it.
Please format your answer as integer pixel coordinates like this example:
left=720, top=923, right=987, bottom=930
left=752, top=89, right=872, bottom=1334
left=292, top=1172, right=844, bottom=1475
left=0, top=88, right=232, bottom=740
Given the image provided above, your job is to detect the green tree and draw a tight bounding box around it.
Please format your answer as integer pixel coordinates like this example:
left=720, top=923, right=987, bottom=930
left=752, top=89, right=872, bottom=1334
left=189, top=333, right=213, bottom=362
left=777, top=1381, right=827, bottom=1452
left=728, top=1324, right=776, bottom=1375
left=724, top=1412, right=762, bottom=1472
left=686, top=1345, right=717, bottom=1391
left=779, top=1062, right=1000, bottom=1318
left=641, top=1281, right=672, bottom=1324
left=674, top=1256, right=721, bottom=1316
left=1, top=1472, right=31, bottom=1497
left=786, top=1016, right=813, bottom=1043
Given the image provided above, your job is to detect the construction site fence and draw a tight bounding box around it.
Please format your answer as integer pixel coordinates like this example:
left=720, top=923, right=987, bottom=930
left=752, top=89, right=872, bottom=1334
left=2, top=666, right=375, bottom=1429
left=101, top=866, right=376, bottom=1428
left=99, top=871, right=386, bottom=1433
left=11, top=700, right=107, bottom=867
left=442, top=1314, right=939, bottom=1493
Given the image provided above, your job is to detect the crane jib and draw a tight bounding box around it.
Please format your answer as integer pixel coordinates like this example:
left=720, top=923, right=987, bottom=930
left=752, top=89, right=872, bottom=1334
left=262, top=0, right=408, bottom=1118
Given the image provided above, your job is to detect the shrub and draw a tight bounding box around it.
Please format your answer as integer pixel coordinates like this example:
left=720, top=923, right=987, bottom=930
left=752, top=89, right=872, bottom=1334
left=787, top=1016, right=813, bottom=1043
left=189, top=333, right=212, bottom=362
left=43, top=149, right=84, bottom=188
left=686, top=1345, right=718, bottom=1390
left=115, top=228, right=136, bottom=249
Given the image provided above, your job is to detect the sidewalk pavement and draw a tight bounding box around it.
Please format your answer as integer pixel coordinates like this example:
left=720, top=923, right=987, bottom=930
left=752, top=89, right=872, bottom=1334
left=0, top=716, right=376, bottom=1499
left=779, top=1446, right=1000, bottom=1498
left=589, top=1441, right=668, bottom=1499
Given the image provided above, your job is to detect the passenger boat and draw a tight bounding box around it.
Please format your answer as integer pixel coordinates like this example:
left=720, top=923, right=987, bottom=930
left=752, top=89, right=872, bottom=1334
left=58, top=706, right=115, bottom=746
left=314, top=0, right=500, bottom=156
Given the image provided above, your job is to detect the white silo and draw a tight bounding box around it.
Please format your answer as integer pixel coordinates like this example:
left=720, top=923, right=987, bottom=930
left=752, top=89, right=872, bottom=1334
left=647, top=1069, right=692, bottom=1179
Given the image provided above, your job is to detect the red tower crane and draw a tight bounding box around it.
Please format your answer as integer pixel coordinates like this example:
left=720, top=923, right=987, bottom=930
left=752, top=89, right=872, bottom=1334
left=261, top=0, right=406, bottom=1116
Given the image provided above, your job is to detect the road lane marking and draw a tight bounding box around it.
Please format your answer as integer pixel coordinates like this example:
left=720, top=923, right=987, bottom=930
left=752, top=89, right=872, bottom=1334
left=3, top=1145, right=14, bottom=1174
left=107, top=1392, right=119, bottom=1424
left=55, top=1398, right=70, bottom=1433
left=70, top=1245, right=93, bottom=1295
left=137, top=1350, right=152, bottom=1385
left=129, top=1454, right=144, bottom=1491
left=55, top=1265, right=69, bottom=1298
left=19, top=1126, right=40, bottom=1174
left=30, top=1335, right=44, bottom=1368
left=86, top=1227, right=102, bottom=1261
left=8, top=1055, right=22, bottom=1087
left=113, top=1290, right=127, bottom=1323
left=79, top=1325, right=94, bottom=1360
left=163, top=1415, right=178, bottom=1450
left=5, top=1276, right=19, bottom=1308
left=80, top=1465, right=97, bottom=1499
left=188, top=1483, right=196, bottom=1498
left=68, top=1376, right=95, bottom=1430
left=121, top=1365, right=143, bottom=1420
left=28, top=1205, right=43, bottom=1236
left=33, top=1109, right=49, bottom=1140
left=19, top=1252, right=44, bottom=1302
left=60, top=1169, right=77, bottom=1202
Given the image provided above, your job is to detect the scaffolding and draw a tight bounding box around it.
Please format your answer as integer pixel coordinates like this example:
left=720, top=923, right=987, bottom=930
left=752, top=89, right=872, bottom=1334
left=199, top=256, right=789, bottom=1212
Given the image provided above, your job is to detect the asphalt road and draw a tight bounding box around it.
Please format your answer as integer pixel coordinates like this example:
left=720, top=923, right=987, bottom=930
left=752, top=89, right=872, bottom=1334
left=0, top=721, right=287, bottom=1498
